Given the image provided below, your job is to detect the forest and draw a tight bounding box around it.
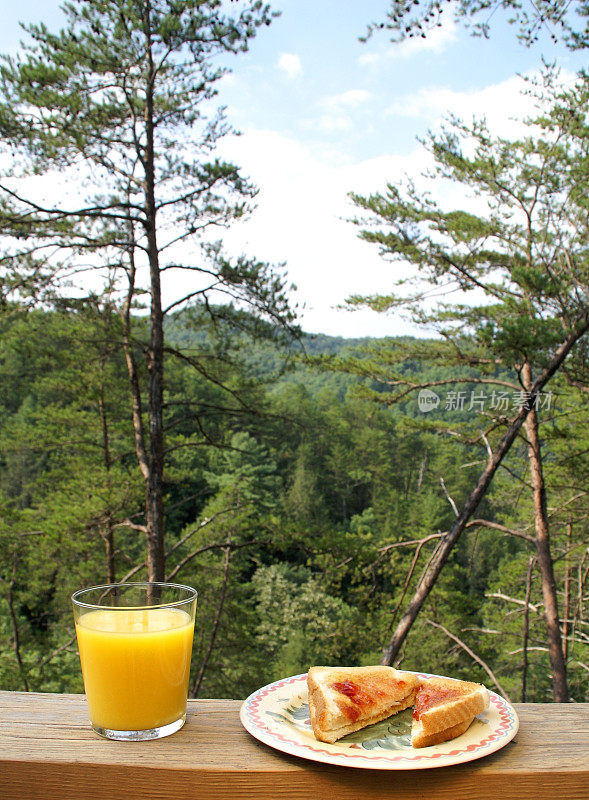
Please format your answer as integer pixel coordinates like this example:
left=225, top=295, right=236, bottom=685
left=0, top=0, right=587, bottom=706
left=1, top=305, right=587, bottom=703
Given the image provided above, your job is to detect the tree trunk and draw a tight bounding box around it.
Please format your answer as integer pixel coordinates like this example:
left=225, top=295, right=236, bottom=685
left=521, top=362, right=569, bottom=701
left=562, top=518, right=572, bottom=662
left=98, top=386, right=116, bottom=584
left=120, top=215, right=150, bottom=488
left=191, top=546, right=231, bottom=698
left=521, top=556, right=535, bottom=702
left=381, top=320, right=589, bottom=667
left=6, top=567, right=30, bottom=692
left=99, top=519, right=116, bottom=585
left=143, top=0, right=165, bottom=582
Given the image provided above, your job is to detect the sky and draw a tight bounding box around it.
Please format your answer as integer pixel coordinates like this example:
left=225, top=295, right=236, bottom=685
left=1, top=1, right=586, bottom=338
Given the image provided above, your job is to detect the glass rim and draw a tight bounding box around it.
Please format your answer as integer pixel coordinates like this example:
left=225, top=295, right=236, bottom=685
left=71, top=581, right=197, bottom=611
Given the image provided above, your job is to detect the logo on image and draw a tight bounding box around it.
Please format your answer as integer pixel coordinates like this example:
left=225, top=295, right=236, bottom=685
left=418, top=389, right=440, bottom=413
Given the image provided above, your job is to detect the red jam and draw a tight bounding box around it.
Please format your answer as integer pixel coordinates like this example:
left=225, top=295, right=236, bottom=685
left=331, top=680, right=387, bottom=722
left=413, top=687, right=463, bottom=720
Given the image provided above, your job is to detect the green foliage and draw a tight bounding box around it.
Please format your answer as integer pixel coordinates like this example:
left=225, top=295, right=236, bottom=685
left=249, top=564, right=359, bottom=680
left=365, top=0, right=588, bottom=50
left=0, top=54, right=586, bottom=703
left=0, top=306, right=586, bottom=700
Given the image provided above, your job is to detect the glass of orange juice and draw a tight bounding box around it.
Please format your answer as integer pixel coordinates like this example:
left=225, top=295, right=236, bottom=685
left=72, top=582, right=197, bottom=741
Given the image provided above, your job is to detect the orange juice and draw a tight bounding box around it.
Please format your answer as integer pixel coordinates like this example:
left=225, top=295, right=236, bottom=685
left=75, top=607, right=194, bottom=731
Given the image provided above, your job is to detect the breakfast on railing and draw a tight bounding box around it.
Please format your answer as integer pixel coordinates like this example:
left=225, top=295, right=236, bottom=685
left=306, top=665, right=489, bottom=748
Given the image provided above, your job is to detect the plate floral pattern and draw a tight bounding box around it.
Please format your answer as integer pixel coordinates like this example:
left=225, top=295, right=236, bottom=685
left=240, top=671, right=519, bottom=770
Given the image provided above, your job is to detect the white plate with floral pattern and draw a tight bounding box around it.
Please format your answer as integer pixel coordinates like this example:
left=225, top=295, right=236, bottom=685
left=240, top=671, right=519, bottom=769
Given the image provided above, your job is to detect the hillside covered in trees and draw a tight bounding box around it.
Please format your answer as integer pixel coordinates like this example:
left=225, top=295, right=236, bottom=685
left=0, top=305, right=586, bottom=702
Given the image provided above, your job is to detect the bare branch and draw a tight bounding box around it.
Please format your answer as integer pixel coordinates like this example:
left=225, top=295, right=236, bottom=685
left=190, top=546, right=231, bottom=698
left=466, top=518, right=535, bottom=543
left=378, top=533, right=443, bottom=554
left=37, top=634, right=78, bottom=673
left=480, top=429, right=494, bottom=464
left=440, top=478, right=459, bottom=518
left=165, top=506, right=242, bottom=559
left=486, top=592, right=541, bottom=612
left=115, top=518, right=148, bottom=533
left=118, top=562, right=148, bottom=584
left=166, top=538, right=259, bottom=582
left=0, top=552, right=30, bottom=691
left=521, top=555, right=536, bottom=701
left=425, top=619, right=511, bottom=701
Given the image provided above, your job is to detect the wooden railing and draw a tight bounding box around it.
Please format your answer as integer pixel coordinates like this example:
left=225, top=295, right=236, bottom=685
left=1, top=692, right=587, bottom=799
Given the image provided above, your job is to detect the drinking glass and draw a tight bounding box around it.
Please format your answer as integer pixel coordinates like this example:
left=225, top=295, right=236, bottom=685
left=72, top=582, right=197, bottom=741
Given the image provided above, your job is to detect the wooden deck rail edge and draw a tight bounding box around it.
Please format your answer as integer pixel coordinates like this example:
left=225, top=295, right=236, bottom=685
left=1, top=692, right=588, bottom=800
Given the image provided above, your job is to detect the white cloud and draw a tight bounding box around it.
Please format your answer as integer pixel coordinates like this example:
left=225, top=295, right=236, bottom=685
left=305, top=89, right=373, bottom=135
left=277, top=53, right=303, bottom=79
left=357, top=52, right=381, bottom=67
left=386, top=75, right=536, bottom=137
left=171, top=71, right=581, bottom=337
left=391, top=18, right=459, bottom=58
left=208, top=128, right=430, bottom=337
left=323, top=89, right=373, bottom=109
left=310, top=114, right=355, bottom=133
left=358, top=19, right=458, bottom=67
left=385, top=68, right=579, bottom=140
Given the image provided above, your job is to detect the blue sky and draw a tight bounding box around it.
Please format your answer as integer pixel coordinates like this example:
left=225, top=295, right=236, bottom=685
left=219, top=0, right=581, bottom=158
left=2, top=1, right=586, bottom=336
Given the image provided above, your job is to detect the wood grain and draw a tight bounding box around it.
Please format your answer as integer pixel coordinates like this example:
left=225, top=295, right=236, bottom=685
left=0, top=693, right=587, bottom=800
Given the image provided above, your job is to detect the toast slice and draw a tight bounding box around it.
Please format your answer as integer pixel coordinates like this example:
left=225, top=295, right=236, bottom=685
left=411, top=676, right=489, bottom=748
left=307, top=665, right=421, bottom=744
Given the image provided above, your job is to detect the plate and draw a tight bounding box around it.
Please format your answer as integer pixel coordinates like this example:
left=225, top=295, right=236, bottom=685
left=240, top=671, right=519, bottom=769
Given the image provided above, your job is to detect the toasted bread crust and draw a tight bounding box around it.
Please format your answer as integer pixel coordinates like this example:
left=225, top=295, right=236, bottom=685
left=306, top=667, right=490, bottom=748
left=411, top=717, right=472, bottom=748
left=414, top=677, right=489, bottom=734
left=309, top=691, right=417, bottom=744
left=307, top=666, right=420, bottom=744
left=410, top=677, right=489, bottom=748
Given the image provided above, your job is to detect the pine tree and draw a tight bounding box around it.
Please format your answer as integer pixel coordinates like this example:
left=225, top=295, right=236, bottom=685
left=0, top=1, right=296, bottom=580
left=346, top=68, right=588, bottom=699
